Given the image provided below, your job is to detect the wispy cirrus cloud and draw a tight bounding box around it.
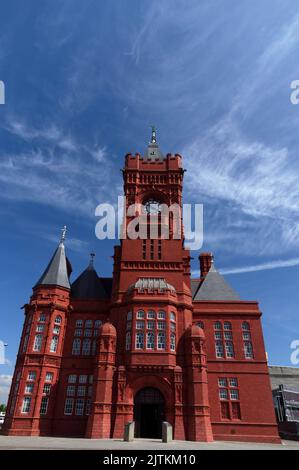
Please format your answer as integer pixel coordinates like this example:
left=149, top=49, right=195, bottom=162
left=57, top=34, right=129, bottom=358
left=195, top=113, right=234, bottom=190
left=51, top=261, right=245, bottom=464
left=220, top=257, right=299, bottom=275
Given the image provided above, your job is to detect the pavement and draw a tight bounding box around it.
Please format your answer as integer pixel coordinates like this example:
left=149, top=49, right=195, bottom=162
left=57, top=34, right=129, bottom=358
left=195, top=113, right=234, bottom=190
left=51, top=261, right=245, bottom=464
left=0, top=435, right=299, bottom=450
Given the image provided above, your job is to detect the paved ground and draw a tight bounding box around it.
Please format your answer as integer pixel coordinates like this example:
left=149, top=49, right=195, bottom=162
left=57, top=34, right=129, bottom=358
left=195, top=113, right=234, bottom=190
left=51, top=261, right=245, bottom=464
left=0, top=435, right=298, bottom=450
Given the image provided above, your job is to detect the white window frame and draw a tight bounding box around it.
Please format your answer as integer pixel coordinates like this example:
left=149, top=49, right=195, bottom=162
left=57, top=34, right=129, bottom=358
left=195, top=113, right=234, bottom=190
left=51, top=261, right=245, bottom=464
left=64, top=398, right=74, bottom=415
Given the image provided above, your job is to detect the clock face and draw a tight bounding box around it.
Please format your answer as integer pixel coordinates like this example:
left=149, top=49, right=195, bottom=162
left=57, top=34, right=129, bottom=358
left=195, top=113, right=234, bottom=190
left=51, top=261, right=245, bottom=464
left=145, top=199, right=161, bottom=215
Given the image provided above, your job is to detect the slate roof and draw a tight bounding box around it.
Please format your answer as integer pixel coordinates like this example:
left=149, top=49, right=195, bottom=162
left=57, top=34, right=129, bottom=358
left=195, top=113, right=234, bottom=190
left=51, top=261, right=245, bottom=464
left=192, top=264, right=240, bottom=301
left=35, top=242, right=70, bottom=289
left=71, top=263, right=112, bottom=299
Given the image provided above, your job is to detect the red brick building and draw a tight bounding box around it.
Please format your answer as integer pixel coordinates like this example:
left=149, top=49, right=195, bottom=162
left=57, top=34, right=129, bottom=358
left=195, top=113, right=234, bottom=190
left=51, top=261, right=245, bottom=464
left=3, top=131, right=280, bottom=442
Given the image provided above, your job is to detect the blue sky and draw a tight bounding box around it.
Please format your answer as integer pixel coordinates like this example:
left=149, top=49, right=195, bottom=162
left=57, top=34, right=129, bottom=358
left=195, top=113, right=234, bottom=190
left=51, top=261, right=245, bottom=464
left=1, top=0, right=299, bottom=402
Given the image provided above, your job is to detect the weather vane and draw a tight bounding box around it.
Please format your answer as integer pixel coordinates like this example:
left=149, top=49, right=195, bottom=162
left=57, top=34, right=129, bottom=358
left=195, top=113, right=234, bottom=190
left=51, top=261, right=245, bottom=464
left=60, top=225, right=67, bottom=243
left=90, top=252, right=95, bottom=266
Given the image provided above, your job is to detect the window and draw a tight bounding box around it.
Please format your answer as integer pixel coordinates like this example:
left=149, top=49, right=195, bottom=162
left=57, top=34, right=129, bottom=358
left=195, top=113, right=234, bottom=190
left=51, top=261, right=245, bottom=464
left=243, top=332, right=251, bottom=341
left=94, top=329, right=99, bottom=337
left=53, top=325, right=60, bottom=335
left=79, top=375, right=88, bottom=384
left=218, top=376, right=241, bottom=420
left=214, top=321, right=222, bottom=330
left=40, top=397, right=49, bottom=415
left=147, top=321, right=155, bottom=330
left=125, top=332, right=131, bottom=351
left=22, top=396, right=31, bottom=413
left=230, top=389, right=239, bottom=400
left=170, top=322, right=176, bottom=331
left=85, top=320, right=93, bottom=328
left=215, top=332, right=222, bottom=340
left=25, top=383, right=34, bottom=394
left=22, top=334, right=29, bottom=352
left=82, top=339, right=91, bottom=355
left=28, top=371, right=36, bottom=381
left=33, top=334, right=43, bottom=352
left=224, top=331, right=232, bottom=340
left=88, top=386, right=93, bottom=397
left=157, top=332, right=166, bottom=350
left=72, top=339, right=81, bottom=355
left=50, top=336, right=59, bottom=353
left=39, top=313, right=46, bottom=323
left=157, top=321, right=166, bottom=330
left=54, top=315, right=62, bottom=325
left=36, top=325, right=44, bottom=332
left=135, top=332, right=144, bottom=349
left=78, top=386, right=86, bottom=397
left=64, top=398, right=74, bottom=415
left=147, top=310, right=155, bottom=319
left=170, top=333, right=176, bottom=351
left=244, top=341, right=254, bottom=359
left=215, top=340, right=224, bottom=358
left=68, top=374, right=77, bottom=383
left=170, top=312, right=176, bottom=321
left=136, top=320, right=144, bottom=329
left=157, top=310, right=166, bottom=319
left=219, top=388, right=228, bottom=400
left=146, top=332, right=155, bottom=349
left=74, top=329, right=82, bottom=337
left=95, top=320, right=102, bottom=328
left=43, top=383, right=51, bottom=395
left=45, top=372, right=53, bottom=383
left=92, top=340, right=97, bottom=355
left=225, top=341, right=235, bottom=358
left=84, top=329, right=92, bottom=337
left=136, top=310, right=145, bottom=319
left=76, top=319, right=83, bottom=328
left=224, top=321, right=232, bottom=330
left=127, top=312, right=132, bottom=321
left=67, top=385, right=75, bottom=397
left=196, top=321, right=204, bottom=329
left=75, top=399, right=85, bottom=416
left=242, top=321, right=250, bottom=331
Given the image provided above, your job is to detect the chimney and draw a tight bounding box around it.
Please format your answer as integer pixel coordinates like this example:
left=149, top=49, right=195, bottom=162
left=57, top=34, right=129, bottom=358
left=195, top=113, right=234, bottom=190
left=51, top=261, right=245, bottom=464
left=199, top=252, right=213, bottom=278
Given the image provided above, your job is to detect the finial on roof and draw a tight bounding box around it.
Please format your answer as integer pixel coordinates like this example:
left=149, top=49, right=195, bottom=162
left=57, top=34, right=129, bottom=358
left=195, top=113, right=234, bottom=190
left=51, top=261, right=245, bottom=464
left=60, top=225, right=67, bottom=244
left=89, top=252, right=95, bottom=268
left=150, top=125, right=157, bottom=144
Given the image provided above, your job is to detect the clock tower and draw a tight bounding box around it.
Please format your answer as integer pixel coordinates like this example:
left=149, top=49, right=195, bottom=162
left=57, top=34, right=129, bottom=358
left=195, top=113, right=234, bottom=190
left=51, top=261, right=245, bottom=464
left=92, top=128, right=213, bottom=441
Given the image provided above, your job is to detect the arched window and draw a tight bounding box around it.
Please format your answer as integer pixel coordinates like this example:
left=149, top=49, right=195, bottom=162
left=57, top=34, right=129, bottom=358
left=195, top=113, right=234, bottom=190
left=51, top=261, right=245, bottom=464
left=94, top=320, right=102, bottom=328
left=242, top=321, right=250, bottom=331
left=146, top=332, right=154, bottom=350
left=125, top=332, right=131, bottom=351
left=157, top=310, right=166, bottom=319
left=50, top=336, right=58, bottom=353
left=85, top=320, right=93, bottom=328
left=170, top=333, right=176, bottom=351
left=39, top=313, right=46, bottom=323
left=170, top=312, right=176, bottom=322
left=147, top=310, right=155, bottom=319
left=224, top=321, right=232, bottom=330
left=242, top=322, right=253, bottom=358
left=157, top=332, right=166, bottom=350
left=136, top=310, right=145, bottom=319
left=214, top=321, right=222, bottom=330
left=82, top=339, right=91, bottom=355
left=135, top=332, right=144, bottom=349
left=54, top=315, right=62, bottom=325
left=76, top=319, right=83, bottom=328
left=33, top=334, right=43, bottom=352
left=72, top=339, right=81, bottom=355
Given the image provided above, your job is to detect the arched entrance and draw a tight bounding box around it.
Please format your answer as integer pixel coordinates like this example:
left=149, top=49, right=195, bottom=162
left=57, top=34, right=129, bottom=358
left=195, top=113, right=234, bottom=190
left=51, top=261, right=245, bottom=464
left=134, top=387, right=165, bottom=438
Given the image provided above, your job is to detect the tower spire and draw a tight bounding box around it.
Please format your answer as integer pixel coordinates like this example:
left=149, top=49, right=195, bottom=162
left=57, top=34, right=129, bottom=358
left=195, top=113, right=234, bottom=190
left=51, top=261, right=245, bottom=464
left=146, top=125, right=163, bottom=160
left=150, top=125, right=157, bottom=144
left=60, top=225, right=67, bottom=244
left=89, top=252, right=95, bottom=268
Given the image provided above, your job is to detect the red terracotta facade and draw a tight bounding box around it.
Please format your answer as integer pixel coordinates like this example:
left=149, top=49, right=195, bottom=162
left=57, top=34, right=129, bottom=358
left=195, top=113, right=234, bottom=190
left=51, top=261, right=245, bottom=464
left=2, top=147, right=280, bottom=443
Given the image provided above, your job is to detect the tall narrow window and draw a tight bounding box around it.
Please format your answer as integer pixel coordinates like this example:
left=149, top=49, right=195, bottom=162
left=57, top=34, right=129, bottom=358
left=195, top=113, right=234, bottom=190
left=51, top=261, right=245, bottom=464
left=64, top=398, right=74, bottom=415
left=170, top=333, right=176, bottom=351
left=54, top=315, right=62, bottom=325
left=22, top=334, right=29, bottom=352
left=22, top=396, right=31, bottom=413
left=82, top=339, right=91, bottom=355
left=157, top=332, right=166, bottom=350
left=40, top=397, right=49, bottom=415
left=135, top=332, right=144, bottom=349
left=218, top=377, right=241, bottom=420
left=146, top=332, right=154, bottom=350
left=75, top=399, right=85, bottom=416
left=125, top=332, right=131, bottom=351
left=33, top=334, right=43, bottom=352
left=242, top=322, right=253, bottom=359
left=214, top=322, right=235, bottom=359
left=72, top=338, right=81, bottom=355
left=50, top=336, right=59, bottom=353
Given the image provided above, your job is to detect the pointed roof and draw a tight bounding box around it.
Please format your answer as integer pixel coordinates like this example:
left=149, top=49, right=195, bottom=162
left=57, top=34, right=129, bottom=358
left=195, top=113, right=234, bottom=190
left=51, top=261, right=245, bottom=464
left=35, top=241, right=70, bottom=289
left=71, top=254, right=110, bottom=299
left=193, top=263, right=240, bottom=301
left=145, top=126, right=163, bottom=160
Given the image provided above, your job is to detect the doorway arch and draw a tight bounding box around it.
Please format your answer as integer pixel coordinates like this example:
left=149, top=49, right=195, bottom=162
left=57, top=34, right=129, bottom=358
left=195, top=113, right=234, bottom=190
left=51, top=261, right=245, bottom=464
left=134, top=387, right=165, bottom=438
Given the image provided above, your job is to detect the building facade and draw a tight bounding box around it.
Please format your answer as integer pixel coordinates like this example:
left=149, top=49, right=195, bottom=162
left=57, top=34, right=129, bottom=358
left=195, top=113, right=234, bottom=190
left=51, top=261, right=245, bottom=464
left=3, top=131, right=280, bottom=442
